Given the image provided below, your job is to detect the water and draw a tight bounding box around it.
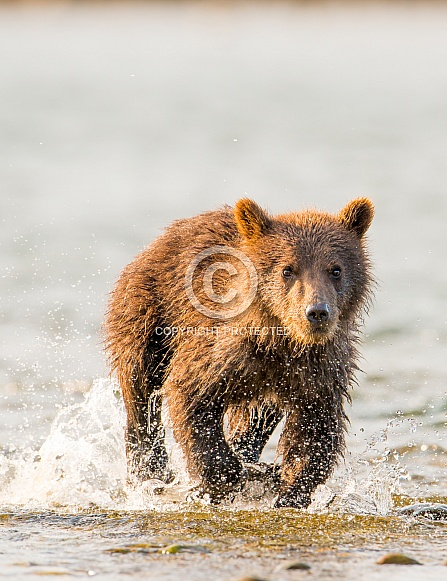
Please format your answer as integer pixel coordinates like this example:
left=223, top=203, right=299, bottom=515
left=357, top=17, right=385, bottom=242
left=1, top=1, right=447, bottom=579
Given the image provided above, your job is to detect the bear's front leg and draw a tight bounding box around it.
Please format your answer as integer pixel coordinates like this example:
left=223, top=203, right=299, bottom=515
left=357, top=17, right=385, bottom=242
left=275, top=402, right=346, bottom=508
left=165, top=379, right=246, bottom=502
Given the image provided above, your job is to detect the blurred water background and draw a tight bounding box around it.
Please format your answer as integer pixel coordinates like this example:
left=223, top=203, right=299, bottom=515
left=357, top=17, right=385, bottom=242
left=1, top=1, right=447, bottom=579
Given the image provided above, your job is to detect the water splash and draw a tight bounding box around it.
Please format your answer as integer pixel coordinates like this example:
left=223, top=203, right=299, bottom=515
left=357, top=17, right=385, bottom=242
left=0, top=379, right=127, bottom=509
left=310, top=416, right=411, bottom=515
left=0, top=380, right=413, bottom=514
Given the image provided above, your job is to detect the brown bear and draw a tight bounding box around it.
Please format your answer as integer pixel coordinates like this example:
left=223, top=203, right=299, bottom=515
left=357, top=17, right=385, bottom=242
left=104, top=198, right=374, bottom=508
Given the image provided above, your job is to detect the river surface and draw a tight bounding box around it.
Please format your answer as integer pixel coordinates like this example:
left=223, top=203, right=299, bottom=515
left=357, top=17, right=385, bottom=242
left=1, top=1, right=447, bottom=579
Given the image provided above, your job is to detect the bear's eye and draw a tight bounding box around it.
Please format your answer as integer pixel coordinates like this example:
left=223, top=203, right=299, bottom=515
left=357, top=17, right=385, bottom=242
left=329, top=266, right=342, bottom=279
left=282, top=266, right=294, bottom=279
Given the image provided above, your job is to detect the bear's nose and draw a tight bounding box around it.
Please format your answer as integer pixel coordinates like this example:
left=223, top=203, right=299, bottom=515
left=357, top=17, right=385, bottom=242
left=306, top=303, right=330, bottom=325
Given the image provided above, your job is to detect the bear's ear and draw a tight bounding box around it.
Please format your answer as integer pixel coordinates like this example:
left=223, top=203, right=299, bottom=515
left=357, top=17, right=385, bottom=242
left=234, top=198, right=271, bottom=242
left=338, top=198, right=374, bottom=239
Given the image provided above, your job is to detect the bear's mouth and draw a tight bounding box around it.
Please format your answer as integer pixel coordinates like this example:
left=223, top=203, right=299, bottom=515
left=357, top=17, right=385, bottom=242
left=302, top=320, right=337, bottom=343
left=285, top=323, right=335, bottom=346
left=309, top=326, right=332, bottom=339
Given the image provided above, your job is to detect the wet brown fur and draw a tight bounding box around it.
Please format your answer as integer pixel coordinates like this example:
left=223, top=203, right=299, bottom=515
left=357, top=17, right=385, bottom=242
left=104, top=198, right=374, bottom=507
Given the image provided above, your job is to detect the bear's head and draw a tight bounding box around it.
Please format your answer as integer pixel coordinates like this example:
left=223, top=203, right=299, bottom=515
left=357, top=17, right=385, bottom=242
left=234, top=197, right=374, bottom=345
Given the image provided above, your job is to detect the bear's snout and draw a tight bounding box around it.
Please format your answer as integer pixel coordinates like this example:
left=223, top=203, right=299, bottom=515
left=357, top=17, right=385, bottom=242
left=305, top=302, right=331, bottom=326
